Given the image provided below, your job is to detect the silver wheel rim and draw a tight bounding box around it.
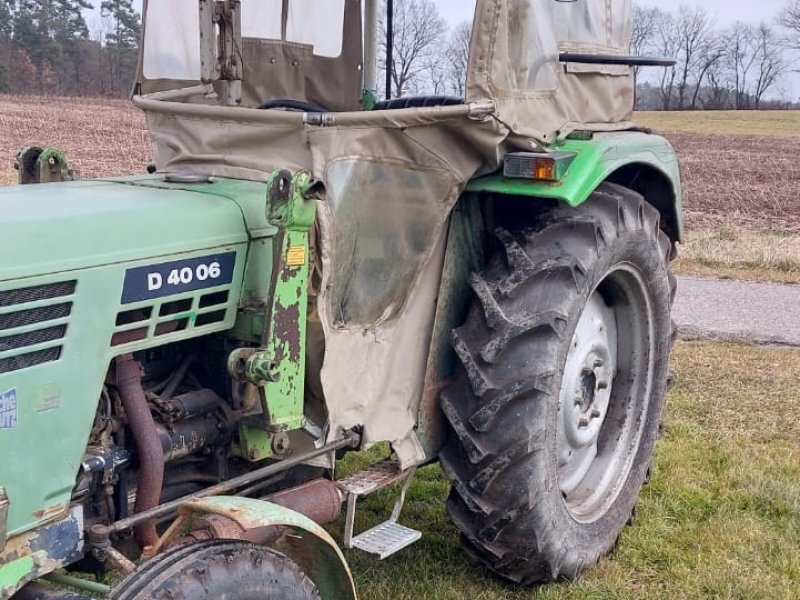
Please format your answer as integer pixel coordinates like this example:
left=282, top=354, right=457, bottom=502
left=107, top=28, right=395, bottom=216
left=557, top=264, right=655, bottom=523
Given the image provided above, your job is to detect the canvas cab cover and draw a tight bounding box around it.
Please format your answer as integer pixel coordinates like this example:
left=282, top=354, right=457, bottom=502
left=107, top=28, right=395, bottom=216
left=134, top=0, right=636, bottom=468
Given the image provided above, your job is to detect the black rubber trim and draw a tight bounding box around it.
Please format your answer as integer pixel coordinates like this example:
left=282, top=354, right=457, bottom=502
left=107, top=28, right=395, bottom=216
left=257, top=99, right=327, bottom=112
left=373, top=95, right=464, bottom=110
left=559, top=53, right=676, bottom=67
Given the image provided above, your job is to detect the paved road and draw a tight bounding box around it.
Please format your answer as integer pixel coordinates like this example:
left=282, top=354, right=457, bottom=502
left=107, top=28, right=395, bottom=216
left=674, top=277, right=800, bottom=347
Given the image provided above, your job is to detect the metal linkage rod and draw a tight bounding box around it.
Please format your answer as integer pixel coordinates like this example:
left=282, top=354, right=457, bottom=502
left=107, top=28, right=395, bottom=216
left=93, top=431, right=360, bottom=538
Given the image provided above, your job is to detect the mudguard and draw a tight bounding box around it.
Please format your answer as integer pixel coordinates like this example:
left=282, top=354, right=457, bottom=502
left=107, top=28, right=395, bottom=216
left=467, top=131, right=684, bottom=240
left=175, top=496, right=357, bottom=600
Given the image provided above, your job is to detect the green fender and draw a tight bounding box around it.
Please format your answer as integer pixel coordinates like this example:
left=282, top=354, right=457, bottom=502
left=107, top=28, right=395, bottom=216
left=179, top=496, right=358, bottom=600
left=467, top=130, right=684, bottom=240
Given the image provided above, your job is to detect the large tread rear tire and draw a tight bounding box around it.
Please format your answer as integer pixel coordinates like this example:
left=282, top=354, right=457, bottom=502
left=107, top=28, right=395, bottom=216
left=440, top=183, right=675, bottom=584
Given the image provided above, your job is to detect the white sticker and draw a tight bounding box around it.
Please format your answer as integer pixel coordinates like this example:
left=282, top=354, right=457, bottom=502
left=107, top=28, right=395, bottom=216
left=0, top=389, right=17, bottom=429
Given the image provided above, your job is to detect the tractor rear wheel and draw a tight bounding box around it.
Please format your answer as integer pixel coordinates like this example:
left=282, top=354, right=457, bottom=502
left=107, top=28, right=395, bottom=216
left=440, top=184, right=675, bottom=584
left=108, top=539, right=321, bottom=599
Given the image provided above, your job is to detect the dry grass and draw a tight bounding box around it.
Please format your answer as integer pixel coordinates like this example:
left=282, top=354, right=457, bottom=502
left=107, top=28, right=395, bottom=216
left=0, top=169, right=15, bottom=186
left=0, top=94, right=150, bottom=180
left=637, top=110, right=800, bottom=138
left=675, top=227, right=800, bottom=284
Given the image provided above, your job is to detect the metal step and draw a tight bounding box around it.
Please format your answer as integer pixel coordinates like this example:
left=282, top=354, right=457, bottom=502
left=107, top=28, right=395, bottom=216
left=351, top=521, right=422, bottom=560
left=335, top=460, right=420, bottom=554
left=335, top=460, right=406, bottom=496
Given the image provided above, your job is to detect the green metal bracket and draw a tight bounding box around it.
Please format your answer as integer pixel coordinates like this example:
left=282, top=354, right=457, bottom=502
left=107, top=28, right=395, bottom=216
left=361, top=88, right=379, bottom=110
left=230, top=170, right=320, bottom=460
left=15, top=147, right=79, bottom=184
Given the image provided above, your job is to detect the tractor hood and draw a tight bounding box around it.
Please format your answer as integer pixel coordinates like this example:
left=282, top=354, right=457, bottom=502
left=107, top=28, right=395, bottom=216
left=0, top=179, right=250, bottom=283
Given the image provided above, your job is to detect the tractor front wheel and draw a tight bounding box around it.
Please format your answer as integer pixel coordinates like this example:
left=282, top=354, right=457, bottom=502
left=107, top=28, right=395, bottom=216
left=108, top=539, right=321, bottom=599
left=440, top=183, right=675, bottom=583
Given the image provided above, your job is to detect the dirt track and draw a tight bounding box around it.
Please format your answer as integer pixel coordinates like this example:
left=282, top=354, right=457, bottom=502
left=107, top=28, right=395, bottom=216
left=674, top=276, right=800, bottom=346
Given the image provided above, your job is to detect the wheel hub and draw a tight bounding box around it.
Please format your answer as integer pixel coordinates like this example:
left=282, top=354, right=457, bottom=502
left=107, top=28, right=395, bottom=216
left=555, top=265, right=656, bottom=524
left=557, top=292, right=617, bottom=499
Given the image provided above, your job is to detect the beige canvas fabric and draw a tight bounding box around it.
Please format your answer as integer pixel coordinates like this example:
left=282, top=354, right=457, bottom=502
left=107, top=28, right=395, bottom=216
left=135, top=95, right=507, bottom=465
left=138, top=0, right=363, bottom=111
left=468, top=0, right=635, bottom=143
left=134, top=0, right=636, bottom=466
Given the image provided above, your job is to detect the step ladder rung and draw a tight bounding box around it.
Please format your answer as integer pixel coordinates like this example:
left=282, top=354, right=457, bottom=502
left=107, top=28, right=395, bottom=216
left=351, top=521, right=422, bottom=560
left=335, top=460, right=405, bottom=496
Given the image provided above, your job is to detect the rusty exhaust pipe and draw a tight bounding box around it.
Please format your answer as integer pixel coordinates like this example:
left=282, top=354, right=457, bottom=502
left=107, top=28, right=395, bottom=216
left=174, top=478, right=343, bottom=548
left=115, top=354, right=164, bottom=550
left=243, top=478, right=343, bottom=546
left=263, top=478, right=342, bottom=524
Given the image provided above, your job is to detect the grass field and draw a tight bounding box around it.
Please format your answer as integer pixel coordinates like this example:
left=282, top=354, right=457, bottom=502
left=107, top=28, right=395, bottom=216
left=637, top=110, right=800, bottom=137
left=340, top=341, right=800, bottom=600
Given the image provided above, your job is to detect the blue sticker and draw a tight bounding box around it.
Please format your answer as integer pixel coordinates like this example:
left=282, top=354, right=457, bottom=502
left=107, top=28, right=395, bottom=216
left=121, top=252, right=236, bottom=304
left=0, top=389, right=17, bottom=429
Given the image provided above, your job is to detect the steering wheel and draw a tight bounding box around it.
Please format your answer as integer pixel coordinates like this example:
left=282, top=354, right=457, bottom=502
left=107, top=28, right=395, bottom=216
left=257, top=99, right=326, bottom=112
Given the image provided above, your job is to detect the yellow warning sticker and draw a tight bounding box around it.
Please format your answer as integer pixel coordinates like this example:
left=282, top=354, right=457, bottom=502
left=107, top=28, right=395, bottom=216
left=286, top=245, right=306, bottom=267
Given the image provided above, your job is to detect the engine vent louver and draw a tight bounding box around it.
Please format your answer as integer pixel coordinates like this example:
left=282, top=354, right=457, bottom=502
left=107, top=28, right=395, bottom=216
left=0, top=281, right=76, bottom=308
left=111, top=288, right=232, bottom=348
left=0, top=280, right=75, bottom=374
left=0, top=303, right=72, bottom=331
left=0, top=348, right=62, bottom=374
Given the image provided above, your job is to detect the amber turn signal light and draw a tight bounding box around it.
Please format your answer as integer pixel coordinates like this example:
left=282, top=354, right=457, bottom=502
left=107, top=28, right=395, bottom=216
left=503, top=151, right=577, bottom=182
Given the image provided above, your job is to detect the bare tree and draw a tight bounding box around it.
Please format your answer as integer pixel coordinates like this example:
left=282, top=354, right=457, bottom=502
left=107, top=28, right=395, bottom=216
left=422, top=43, right=448, bottom=94
left=379, top=0, right=447, bottom=97
left=703, top=57, right=731, bottom=109
left=654, top=10, right=678, bottom=109
left=445, top=20, right=471, bottom=96
left=724, top=23, right=757, bottom=109
left=631, top=6, right=662, bottom=86
left=673, top=6, right=713, bottom=110
left=752, top=24, right=785, bottom=108
left=690, top=35, right=724, bottom=109
left=779, top=0, right=800, bottom=49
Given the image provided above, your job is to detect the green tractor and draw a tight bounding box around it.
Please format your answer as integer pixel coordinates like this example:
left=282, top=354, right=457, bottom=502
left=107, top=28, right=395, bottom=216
left=0, top=1, right=682, bottom=597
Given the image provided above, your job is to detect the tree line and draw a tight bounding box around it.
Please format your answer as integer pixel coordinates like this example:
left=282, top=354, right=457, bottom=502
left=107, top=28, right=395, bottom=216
left=2, top=0, right=800, bottom=109
left=383, top=0, right=800, bottom=110
left=633, top=2, right=800, bottom=110
left=0, top=0, right=140, bottom=97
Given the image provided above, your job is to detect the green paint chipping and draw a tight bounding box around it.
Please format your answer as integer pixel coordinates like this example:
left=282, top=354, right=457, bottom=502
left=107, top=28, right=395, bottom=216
left=237, top=170, right=320, bottom=460
left=0, top=555, right=34, bottom=595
